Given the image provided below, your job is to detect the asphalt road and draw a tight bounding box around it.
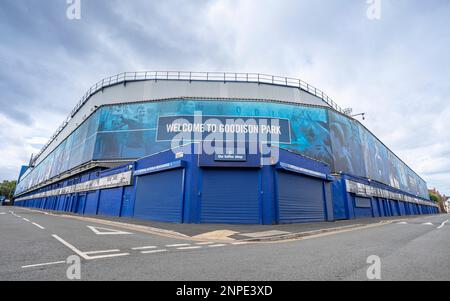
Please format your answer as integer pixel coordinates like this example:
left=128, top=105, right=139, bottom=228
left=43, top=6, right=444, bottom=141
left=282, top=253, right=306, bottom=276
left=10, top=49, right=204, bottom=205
left=0, top=207, right=449, bottom=281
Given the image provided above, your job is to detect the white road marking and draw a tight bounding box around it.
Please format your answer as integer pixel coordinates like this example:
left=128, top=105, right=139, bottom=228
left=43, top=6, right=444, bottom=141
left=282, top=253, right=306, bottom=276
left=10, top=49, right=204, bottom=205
left=131, top=246, right=157, bottom=250
left=87, top=252, right=130, bottom=260
left=231, top=242, right=250, bottom=245
left=52, top=234, right=129, bottom=260
left=177, top=246, right=202, bottom=250
left=87, top=225, right=132, bottom=235
left=32, top=222, right=45, bottom=230
left=166, top=243, right=190, bottom=247
left=23, top=218, right=31, bottom=222
left=208, top=244, right=227, bottom=248
left=422, top=222, right=434, bottom=226
left=21, top=261, right=66, bottom=269
left=141, top=249, right=167, bottom=254
left=84, top=249, right=121, bottom=255
left=52, top=234, right=90, bottom=260
left=0, top=212, right=6, bottom=215
left=195, top=242, right=215, bottom=245
left=437, top=220, right=449, bottom=229
left=397, top=222, right=408, bottom=225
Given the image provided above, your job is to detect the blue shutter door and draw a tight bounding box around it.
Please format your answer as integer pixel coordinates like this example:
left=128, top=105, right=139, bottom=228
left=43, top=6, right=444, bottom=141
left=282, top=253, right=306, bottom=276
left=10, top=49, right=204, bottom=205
left=84, top=192, right=99, bottom=215
left=332, top=181, right=348, bottom=220
left=391, top=200, right=400, bottom=216
left=200, top=169, right=260, bottom=224
left=371, top=198, right=380, bottom=217
left=277, top=172, right=325, bottom=224
left=354, top=196, right=373, bottom=218
left=98, top=188, right=123, bottom=217
left=134, top=169, right=184, bottom=223
left=76, top=194, right=86, bottom=214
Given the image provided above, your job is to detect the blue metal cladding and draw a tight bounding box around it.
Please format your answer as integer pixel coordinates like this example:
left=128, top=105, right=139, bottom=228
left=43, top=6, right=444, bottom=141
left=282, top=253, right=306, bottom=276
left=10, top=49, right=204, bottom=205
left=98, top=188, right=123, bottom=217
left=399, top=201, right=406, bottom=216
left=67, top=195, right=75, bottom=212
left=56, top=196, right=64, bottom=211
left=404, top=202, right=411, bottom=215
left=120, top=186, right=135, bottom=218
left=384, top=199, right=392, bottom=216
left=134, top=168, right=184, bottom=223
left=332, top=180, right=348, bottom=220
left=371, top=198, right=380, bottom=217
left=277, top=172, right=326, bottom=224
left=200, top=169, right=260, bottom=224
left=353, top=196, right=373, bottom=218
left=84, top=191, right=99, bottom=215
left=390, top=200, right=400, bottom=216
left=75, top=194, right=86, bottom=214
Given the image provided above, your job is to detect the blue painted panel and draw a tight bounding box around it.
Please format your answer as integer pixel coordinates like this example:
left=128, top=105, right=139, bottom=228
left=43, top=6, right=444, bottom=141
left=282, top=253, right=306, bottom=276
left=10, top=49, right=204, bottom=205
left=277, top=171, right=325, bottom=223
left=376, top=199, right=383, bottom=217
left=84, top=191, right=99, bottom=215
left=98, top=188, right=123, bottom=217
left=67, top=195, right=74, bottom=212
left=390, top=200, right=400, bottom=216
left=52, top=197, right=57, bottom=210
left=355, top=197, right=372, bottom=208
left=384, top=199, right=392, bottom=216
left=201, top=169, right=260, bottom=224
left=75, top=194, right=86, bottom=214
left=399, top=202, right=406, bottom=216
left=134, top=169, right=184, bottom=223
left=57, top=196, right=64, bottom=211
left=120, top=186, right=135, bottom=218
left=371, top=198, right=380, bottom=217
left=354, top=196, right=373, bottom=218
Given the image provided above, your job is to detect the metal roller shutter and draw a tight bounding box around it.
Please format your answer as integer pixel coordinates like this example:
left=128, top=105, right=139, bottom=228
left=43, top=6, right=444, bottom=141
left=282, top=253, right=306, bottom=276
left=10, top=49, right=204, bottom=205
left=84, top=192, right=99, bottom=215
left=371, top=198, right=380, bottom=217
left=277, top=171, right=325, bottom=224
left=354, top=196, right=373, bottom=218
left=98, top=188, right=123, bottom=217
left=134, top=169, right=184, bottom=223
left=390, top=200, right=400, bottom=216
left=200, top=169, right=260, bottom=224
left=75, top=194, right=86, bottom=214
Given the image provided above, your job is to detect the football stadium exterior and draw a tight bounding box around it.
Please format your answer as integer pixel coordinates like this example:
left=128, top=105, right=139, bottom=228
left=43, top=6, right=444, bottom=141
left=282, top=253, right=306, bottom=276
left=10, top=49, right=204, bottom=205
left=13, top=72, right=439, bottom=224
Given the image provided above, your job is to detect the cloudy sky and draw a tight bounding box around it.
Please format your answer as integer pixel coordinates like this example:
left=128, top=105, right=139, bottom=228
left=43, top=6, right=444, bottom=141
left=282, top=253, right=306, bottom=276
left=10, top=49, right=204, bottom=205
left=1, top=0, right=449, bottom=194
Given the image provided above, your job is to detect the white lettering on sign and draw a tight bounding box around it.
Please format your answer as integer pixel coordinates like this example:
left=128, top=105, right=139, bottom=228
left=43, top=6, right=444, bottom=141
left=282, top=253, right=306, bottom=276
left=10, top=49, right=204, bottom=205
left=14, top=171, right=133, bottom=202
left=166, top=122, right=282, bottom=135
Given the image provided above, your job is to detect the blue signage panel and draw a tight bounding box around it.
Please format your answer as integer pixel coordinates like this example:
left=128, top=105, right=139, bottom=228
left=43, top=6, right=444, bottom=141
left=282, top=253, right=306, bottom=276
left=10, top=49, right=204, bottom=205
left=214, top=153, right=247, bottom=162
left=157, top=115, right=291, bottom=144
left=134, top=161, right=184, bottom=176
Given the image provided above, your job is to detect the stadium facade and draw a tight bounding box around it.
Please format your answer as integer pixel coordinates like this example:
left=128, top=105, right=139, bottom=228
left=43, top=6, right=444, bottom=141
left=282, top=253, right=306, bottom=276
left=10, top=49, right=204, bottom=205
left=13, top=72, right=439, bottom=224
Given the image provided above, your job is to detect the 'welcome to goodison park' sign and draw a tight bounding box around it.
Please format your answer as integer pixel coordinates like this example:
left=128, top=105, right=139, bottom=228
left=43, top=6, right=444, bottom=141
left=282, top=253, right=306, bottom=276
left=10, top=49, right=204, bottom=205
left=157, top=114, right=291, bottom=144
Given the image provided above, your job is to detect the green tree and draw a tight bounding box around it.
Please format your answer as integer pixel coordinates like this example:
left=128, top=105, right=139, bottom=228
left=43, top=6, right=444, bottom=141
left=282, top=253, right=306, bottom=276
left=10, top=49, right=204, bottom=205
left=0, top=180, right=16, bottom=200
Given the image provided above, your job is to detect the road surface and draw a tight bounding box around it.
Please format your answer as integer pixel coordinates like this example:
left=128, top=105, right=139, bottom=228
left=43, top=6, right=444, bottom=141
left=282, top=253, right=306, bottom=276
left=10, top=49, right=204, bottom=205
left=0, top=207, right=449, bottom=281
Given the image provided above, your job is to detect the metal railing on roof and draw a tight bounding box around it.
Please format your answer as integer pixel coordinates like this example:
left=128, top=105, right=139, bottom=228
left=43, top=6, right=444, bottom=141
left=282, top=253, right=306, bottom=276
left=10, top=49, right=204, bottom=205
left=31, top=71, right=347, bottom=166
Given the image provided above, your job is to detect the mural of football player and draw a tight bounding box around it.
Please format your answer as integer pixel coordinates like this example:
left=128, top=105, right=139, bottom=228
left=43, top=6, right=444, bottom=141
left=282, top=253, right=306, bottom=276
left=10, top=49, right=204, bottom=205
left=289, top=107, right=332, bottom=165
left=329, top=112, right=365, bottom=176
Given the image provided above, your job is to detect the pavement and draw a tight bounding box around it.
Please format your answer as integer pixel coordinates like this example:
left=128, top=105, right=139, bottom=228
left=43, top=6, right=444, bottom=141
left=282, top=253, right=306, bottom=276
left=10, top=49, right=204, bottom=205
left=0, top=206, right=449, bottom=281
